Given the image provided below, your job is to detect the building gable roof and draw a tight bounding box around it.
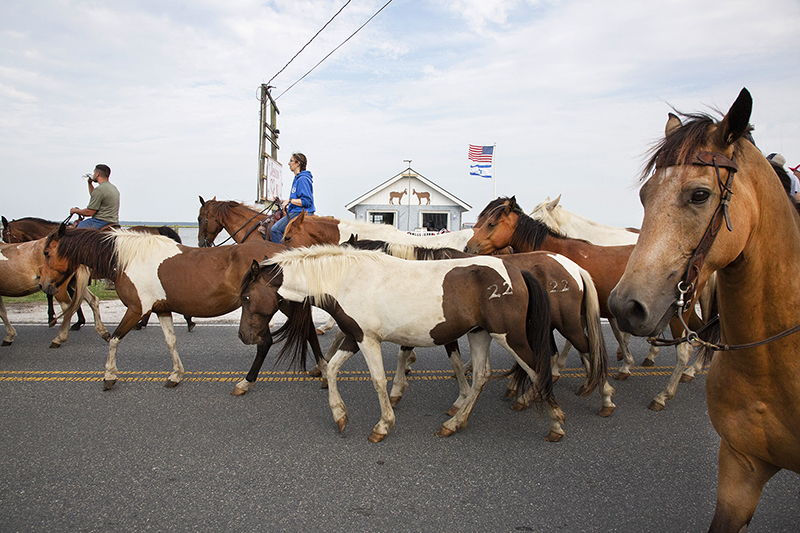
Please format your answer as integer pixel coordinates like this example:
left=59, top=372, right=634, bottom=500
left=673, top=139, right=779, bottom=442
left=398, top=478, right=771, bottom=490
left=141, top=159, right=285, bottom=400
left=345, top=168, right=471, bottom=212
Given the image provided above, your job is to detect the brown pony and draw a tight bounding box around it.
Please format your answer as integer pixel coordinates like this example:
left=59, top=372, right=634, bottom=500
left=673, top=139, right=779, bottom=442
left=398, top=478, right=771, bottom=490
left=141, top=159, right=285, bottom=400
left=0, top=239, right=109, bottom=348
left=465, top=196, right=711, bottom=411
left=197, top=196, right=282, bottom=247
left=38, top=225, right=322, bottom=391
left=609, top=88, right=800, bottom=531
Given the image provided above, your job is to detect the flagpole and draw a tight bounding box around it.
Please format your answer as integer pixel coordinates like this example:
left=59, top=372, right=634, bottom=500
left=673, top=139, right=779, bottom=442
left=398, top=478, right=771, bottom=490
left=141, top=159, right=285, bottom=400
left=493, top=142, right=497, bottom=198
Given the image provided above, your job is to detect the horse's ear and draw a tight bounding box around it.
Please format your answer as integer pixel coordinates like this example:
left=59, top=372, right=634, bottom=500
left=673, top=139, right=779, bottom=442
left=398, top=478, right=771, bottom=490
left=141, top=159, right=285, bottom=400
left=507, top=196, right=517, bottom=212
left=346, top=234, right=358, bottom=246
left=714, top=88, right=752, bottom=147
left=665, top=113, right=682, bottom=136
left=1, top=216, right=7, bottom=228
left=57, top=222, right=67, bottom=237
left=548, top=195, right=561, bottom=211
left=250, top=259, right=261, bottom=279
left=296, top=210, right=306, bottom=223
left=199, top=196, right=205, bottom=206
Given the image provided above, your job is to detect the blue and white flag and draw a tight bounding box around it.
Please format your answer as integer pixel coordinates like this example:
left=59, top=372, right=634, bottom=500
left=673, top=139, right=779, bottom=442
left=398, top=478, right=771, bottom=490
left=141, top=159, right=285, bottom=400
left=469, top=144, right=493, bottom=178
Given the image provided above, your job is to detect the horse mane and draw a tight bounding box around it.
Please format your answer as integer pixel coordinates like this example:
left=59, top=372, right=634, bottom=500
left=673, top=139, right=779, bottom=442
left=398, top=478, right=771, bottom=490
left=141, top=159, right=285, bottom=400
left=477, top=197, right=508, bottom=220
left=488, top=197, right=570, bottom=249
left=10, top=216, right=60, bottom=225
left=208, top=199, right=261, bottom=218
left=267, top=245, right=393, bottom=304
left=641, top=110, right=754, bottom=182
left=46, top=228, right=118, bottom=279
left=343, top=235, right=467, bottom=260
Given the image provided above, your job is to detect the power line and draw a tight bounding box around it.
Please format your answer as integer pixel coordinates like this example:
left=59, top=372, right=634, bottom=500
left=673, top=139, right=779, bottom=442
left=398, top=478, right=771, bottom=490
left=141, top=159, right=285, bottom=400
left=275, top=0, right=395, bottom=101
left=266, top=0, right=352, bottom=87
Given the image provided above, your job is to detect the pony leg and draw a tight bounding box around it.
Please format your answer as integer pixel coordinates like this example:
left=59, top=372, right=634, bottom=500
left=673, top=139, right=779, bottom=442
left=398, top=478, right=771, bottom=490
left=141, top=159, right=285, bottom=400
left=444, top=342, right=470, bottom=417
left=49, top=298, right=73, bottom=349
left=0, top=297, right=17, bottom=346
left=709, top=440, right=779, bottom=532
left=315, top=314, right=336, bottom=335
left=648, top=342, right=691, bottom=411
left=610, top=319, right=635, bottom=380
left=81, top=285, right=111, bottom=342
left=389, top=346, right=414, bottom=406
left=325, top=339, right=358, bottom=434
left=312, top=328, right=346, bottom=382
left=551, top=340, right=571, bottom=381
left=438, top=331, right=493, bottom=437
left=358, top=338, right=395, bottom=443
left=641, top=344, right=659, bottom=366
left=156, top=313, right=184, bottom=387
left=232, top=334, right=273, bottom=396
left=680, top=350, right=706, bottom=383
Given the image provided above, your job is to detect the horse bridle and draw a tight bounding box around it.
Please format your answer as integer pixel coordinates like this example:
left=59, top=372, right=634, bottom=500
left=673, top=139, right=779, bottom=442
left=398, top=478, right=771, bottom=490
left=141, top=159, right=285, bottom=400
left=651, top=150, right=800, bottom=351
left=200, top=199, right=279, bottom=247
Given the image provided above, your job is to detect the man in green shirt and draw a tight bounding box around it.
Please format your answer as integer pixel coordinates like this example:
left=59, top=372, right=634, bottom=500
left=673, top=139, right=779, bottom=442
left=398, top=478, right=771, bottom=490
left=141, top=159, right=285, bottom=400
left=71, top=164, right=120, bottom=229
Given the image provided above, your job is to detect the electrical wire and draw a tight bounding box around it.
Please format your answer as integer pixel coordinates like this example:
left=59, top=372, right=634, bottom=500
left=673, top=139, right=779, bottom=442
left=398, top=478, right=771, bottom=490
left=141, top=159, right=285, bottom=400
left=266, top=0, right=352, bottom=87
left=275, top=0, right=395, bottom=100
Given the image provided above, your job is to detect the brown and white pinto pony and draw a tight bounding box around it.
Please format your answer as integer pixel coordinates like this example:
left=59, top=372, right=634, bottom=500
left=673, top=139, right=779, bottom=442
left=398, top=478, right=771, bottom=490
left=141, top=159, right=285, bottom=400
left=238, top=245, right=564, bottom=443
left=0, top=239, right=109, bottom=348
left=343, top=236, right=614, bottom=417
left=38, top=225, right=322, bottom=390
left=609, top=88, right=800, bottom=532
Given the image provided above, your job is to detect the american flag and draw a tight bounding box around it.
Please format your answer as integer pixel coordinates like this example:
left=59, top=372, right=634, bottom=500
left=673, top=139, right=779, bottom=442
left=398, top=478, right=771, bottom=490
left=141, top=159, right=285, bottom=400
left=468, top=144, right=494, bottom=163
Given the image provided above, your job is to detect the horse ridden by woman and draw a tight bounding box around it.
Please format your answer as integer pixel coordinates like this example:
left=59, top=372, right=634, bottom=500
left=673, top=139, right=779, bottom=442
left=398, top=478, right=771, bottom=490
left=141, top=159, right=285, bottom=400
left=238, top=245, right=565, bottom=443
left=197, top=196, right=283, bottom=247
left=0, top=239, right=109, bottom=348
left=38, top=225, right=323, bottom=390
left=609, top=88, right=800, bottom=532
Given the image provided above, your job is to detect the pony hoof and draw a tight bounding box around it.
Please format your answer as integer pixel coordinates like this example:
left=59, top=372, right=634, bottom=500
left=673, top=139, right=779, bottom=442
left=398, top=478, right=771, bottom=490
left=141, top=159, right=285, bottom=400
left=132, top=324, right=143, bottom=331
left=648, top=400, right=665, bottom=412
left=435, top=426, right=455, bottom=438
left=315, top=328, right=325, bottom=335
left=320, top=379, right=329, bottom=390
left=544, top=430, right=564, bottom=442
left=48, top=319, right=57, bottom=328
left=336, top=415, right=348, bottom=433
left=101, top=333, right=111, bottom=342
left=1, top=340, right=11, bottom=347
left=641, top=359, right=655, bottom=367
left=308, top=367, right=322, bottom=377
left=187, top=323, right=196, bottom=333
left=679, top=374, right=694, bottom=384
left=70, top=324, right=82, bottom=331
left=445, top=405, right=460, bottom=417
left=598, top=406, right=615, bottom=417
left=231, top=386, right=248, bottom=396
left=552, top=375, right=560, bottom=383
left=368, top=431, right=386, bottom=443
left=389, top=395, right=401, bottom=407
left=102, top=379, right=117, bottom=391
left=614, top=372, right=630, bottom=381
left=164, top=379, right=180, bottom=389
left=510, top=401, right=527, bottom=412
left=49, top=342, right=62, bottom=349
left=576, top=384, right=596, bottom=398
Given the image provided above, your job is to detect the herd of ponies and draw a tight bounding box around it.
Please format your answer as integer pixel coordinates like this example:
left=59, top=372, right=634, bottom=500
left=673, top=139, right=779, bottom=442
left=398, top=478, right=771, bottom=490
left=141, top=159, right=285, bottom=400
left=1, top=88, right=798, bottom=531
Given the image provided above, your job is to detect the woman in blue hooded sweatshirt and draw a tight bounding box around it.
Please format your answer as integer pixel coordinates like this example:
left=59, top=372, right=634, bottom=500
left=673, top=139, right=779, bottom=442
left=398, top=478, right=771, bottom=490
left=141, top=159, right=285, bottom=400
left=271, top=152, right=315, bottom=243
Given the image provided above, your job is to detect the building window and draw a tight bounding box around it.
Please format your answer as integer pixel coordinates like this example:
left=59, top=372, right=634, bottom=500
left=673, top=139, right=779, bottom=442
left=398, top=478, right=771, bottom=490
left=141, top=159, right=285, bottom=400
left=369, top=212, right=396, bottom=226
left=421, top=212, right=448, bottom=232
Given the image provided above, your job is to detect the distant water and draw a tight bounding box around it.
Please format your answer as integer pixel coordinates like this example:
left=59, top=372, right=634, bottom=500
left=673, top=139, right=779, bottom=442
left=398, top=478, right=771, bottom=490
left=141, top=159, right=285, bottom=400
left=119, top=222, right=230, bottom=248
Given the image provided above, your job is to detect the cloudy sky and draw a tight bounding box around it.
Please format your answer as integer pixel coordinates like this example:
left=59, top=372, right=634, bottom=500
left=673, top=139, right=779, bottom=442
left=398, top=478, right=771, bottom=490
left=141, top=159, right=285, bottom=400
left=2, top=0, right=799, bottom=230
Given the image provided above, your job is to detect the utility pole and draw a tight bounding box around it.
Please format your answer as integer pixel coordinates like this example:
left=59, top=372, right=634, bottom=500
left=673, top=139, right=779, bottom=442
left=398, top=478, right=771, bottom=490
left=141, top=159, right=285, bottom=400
left=257, top=84, right=280, bottom=204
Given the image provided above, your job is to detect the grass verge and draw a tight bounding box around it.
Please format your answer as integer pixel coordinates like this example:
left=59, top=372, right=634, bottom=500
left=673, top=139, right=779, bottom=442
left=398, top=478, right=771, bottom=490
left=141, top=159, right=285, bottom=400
left=4, top=281, right=118, bottom=304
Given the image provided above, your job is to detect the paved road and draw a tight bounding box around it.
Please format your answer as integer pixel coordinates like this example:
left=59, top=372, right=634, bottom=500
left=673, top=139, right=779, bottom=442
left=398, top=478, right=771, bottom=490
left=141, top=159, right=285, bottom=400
left=0, top=311, right=797, bottom=532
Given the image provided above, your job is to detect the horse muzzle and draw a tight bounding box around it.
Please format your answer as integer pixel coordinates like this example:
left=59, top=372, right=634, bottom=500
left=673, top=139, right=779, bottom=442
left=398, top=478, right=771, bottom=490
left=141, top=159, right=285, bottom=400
left=608, top=286, right=676, bottom=338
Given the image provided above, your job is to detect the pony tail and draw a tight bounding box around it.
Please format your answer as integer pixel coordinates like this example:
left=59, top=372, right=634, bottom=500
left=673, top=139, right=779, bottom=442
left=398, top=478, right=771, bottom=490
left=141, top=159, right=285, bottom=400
left=522, top=270, right=554, bottom=402
left=578, top=269, right=608, bottom=396
left=273, top=300, right=314, bottom=372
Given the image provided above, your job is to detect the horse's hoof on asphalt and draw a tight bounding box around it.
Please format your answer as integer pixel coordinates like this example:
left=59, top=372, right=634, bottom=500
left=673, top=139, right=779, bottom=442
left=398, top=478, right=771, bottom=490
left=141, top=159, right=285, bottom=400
left=614, top=372, right=630, bottom=381
left=164, top=379, right=180, bottom=389
left=435, top=426, right=455, bottom=438
left=648, top=400, right=665, bottom=412
left=187, top=323, right=196, bottom=333
left=510, top=401, right=527, bottom=412
left=308, top=367, right=322, bottom=377
left=102, top=333, right=112, bottom=342
left=336, top=415, right=348, bottom=433
left=641, top=359, right=655, bottom=367
left=231, top=386, right=247, bottom=396
left=445, top=405, right=460, bottom=417
left=389, top=395, right=401, bottom=407
left=102, top=379, right=116, bottom=391
left=679, top=374, right=694, bottom=384
left=552, top=375, right=560, bottom=383
left=48, top=319, right=57, bottom=328
left=1, top=340, right=11, bottom=347
left=49, top=342, right=61, bottom=349
left=320, top=379, right=328, bottom=390
left=367, top=431, right=386, bottom=443
left=598, top=406, right=615, bottom=417
left=132, top=324, right=143, bottom=331
left=70, top=324, right=82, bottom=331
left=315, top=328, right=325, bottom=335
left=544, top=431, right=564, bottom=442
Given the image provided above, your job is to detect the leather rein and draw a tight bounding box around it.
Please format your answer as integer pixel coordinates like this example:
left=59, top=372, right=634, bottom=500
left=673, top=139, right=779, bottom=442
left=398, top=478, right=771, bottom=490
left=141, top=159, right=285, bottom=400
left=649, top=151, right=800, bottom=351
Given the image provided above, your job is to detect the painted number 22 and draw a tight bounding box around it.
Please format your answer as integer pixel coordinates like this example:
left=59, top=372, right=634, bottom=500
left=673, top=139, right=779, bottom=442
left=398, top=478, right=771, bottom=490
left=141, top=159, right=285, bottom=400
left=488, top=282, right=513, bottom=299
left=549, top=280, right=570, bottom=293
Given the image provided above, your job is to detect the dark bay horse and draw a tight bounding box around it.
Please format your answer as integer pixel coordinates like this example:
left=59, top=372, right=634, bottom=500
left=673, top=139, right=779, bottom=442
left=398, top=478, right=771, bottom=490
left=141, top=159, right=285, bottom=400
left=239, top=245, right=564, bottom=442
left=197, top=196, right=282, bottom=247
left=1, top=239, right=109, bottom=347
left=465, top=196, right=711, bottom=411
left=344, top=236, right=613, bottom=416
left=38, top=226, right=322, bottom=390
left=2, top=215, right=192, bottom=331
left=609, top=88, right=800, bottom=531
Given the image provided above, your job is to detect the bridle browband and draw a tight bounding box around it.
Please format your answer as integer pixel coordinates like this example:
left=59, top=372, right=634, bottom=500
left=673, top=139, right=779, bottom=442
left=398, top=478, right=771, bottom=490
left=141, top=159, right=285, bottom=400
left=650, top=150, right=800, bottom=351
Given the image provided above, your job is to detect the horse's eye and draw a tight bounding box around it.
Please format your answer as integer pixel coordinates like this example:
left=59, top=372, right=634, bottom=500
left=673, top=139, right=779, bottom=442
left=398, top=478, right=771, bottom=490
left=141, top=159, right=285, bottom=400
left=43, top=251, right=49, bottom=258
left=689, top=190, right=711, bottom=205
